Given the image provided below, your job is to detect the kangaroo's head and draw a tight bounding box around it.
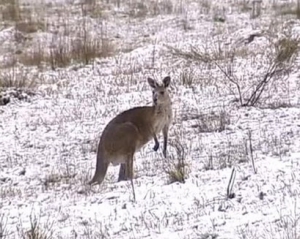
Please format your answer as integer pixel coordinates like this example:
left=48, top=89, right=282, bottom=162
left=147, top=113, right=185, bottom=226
left=147, top=76, right=171, bottom=106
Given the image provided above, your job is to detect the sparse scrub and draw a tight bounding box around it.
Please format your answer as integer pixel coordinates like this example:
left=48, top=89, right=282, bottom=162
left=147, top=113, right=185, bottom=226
left=260, top=130, right=290, bottom=159
left=277, top=1, right=300, bottom=19
left=182, top=11, right=192, bottom=31
left=1, top=0, right=21, bottom=22
left=236, top=224, right=258, bottom=239
left=189, top=109, right=230, bottom=133
left=167, top=29, right=299, bottom=107
left=180, top=68, right=196, bottom=87
left=0, top=185, right=22, bottom=199
left=250, top=0, right=262, bottom=19
left=19, top=28, right=115, bottom=69
left=1, top=0, right=45, bottom=33
left=198, top=0, right=211, bottom=14
left=19, top=43, right=46, bottom=68
left=42, top=172, right=75, bottom=191
left=71, top=22, right=115, bottom=65
left=159, top=0, right=174, bottom=14
left=0, top=67, right=37, bottom=89
left=197, top=232, right=219, bottom=239
left=49, top=35, right=71, bottom=69
left=212, top=7, right=226, bottom=23
left=17, top=213, right=54, bottom=239
left=202, top=139, right=248, bottom=171
left=1, top=1, right=114, bottom=69
left=80, top=0, right=104, bottom=19
left=128, top=0, right=175, bottom=18
left=15, top=18, right=45, bottom=34
left=237, top=0, right=251, bottom=13
left=263, top=100, right=292, bottom=109
left=129, top=2, right=148, bottom=18
left=82, top=221, right=110, bottom=239
left=149, top=0, right=174, bottom=15
left=262, top=199, right=300, bottom=239
left=203, top=155, right=214, bottom=171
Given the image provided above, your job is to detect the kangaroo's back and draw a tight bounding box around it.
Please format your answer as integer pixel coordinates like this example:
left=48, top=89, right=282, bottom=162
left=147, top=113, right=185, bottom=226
left=100, top=106, right=156, bottom=152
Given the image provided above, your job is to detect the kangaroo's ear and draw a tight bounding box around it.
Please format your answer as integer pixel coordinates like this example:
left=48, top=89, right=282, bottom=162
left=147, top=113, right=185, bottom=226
left=163, top=76, right=171, bottom=88
left=148, top=78, right=158, bottom=89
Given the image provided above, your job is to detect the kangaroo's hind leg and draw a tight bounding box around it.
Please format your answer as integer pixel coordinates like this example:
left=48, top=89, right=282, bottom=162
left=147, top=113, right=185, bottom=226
left=117, top=122, right=139, bottom=182
left=126, top=152, right=136, bottom=201
left=118, top=163, right=127, bottom=182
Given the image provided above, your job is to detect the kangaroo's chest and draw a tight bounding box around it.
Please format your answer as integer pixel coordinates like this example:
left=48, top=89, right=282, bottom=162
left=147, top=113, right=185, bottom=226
left=153, top=108, right=172, bottom=133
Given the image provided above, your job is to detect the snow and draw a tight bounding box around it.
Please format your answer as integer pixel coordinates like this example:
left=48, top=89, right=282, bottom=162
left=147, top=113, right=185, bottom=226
left=1, top=0, right=300, bottom=238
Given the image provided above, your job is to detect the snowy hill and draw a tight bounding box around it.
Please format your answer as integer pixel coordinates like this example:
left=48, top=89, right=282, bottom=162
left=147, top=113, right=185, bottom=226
left=1, top=0, right=300, bottom=238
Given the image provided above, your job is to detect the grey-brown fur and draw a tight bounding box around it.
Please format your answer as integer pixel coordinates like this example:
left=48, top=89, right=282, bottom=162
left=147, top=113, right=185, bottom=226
left=89, top=76, right=172, bottom=200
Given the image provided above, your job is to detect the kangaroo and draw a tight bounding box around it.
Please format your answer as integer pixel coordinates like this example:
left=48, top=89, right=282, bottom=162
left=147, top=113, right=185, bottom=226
left=88, top=76, right=172, bottom=200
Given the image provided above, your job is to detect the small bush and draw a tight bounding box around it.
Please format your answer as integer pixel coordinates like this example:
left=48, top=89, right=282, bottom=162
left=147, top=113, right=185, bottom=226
left=18, top=32, right=115, bottom=69
left=189, top=110, right=230, bottom=133
left=167, top=163, right=186, bottom=184
left=164, top=140, right=189, bottom=184
left=17, top=214, right=54, bottom=239
left=180, top=69, right=196, bottom=87
left=1, top=0, right=45, bottom=33
left=1, top=0, right=21, bottom=22
left=168, top=28, right=299, bottom=107
left=19, top=45, right=45, bottom=68
left=0, top=185, right=22, bottom=199
left=80, top=0, right=103, bottom=18
left=0, top=67, right=37, bottom=89
left=15, top=20, right=45, bottom=34
left=129, top=2, right=148, bottom=18
left=274, top=0, right=300, bottom=19
left=42, top=172, right=76, bottom=190
left=71, top=36, right=115, bottom=65
left=278, top=8, right=300, bottom=18
left=275, top=37, right=299, bottom=63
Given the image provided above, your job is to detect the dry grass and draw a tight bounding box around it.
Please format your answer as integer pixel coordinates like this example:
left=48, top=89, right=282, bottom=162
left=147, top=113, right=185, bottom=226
left=42, top=172, right=76, bottom=191
left=273, top=1, right=300, bottom=19
left=128, top=0, right=174, bottom=18
left=167, top=27, right=299, bottom=107
left=191, top=110, right=230, bottom=133
left=1, top=0, right=45, bottom=33
left=183, top=109, right=230, bottom=133
left=0, top=185, right=22, bottom=199
left=0, top=67, right=37, bottom=89
left=164, top=139, right=189, bottom=184
left=0, top=0, right=21, bottom=22
left=17, top=214, right=54, bottom=239
left=0, top=0, right=115, bottom=69
left=15, top=19, right=45, bottom=34
left=18, top=32, right=115, bottom=69
left=80, top=0, right=104, bottom=18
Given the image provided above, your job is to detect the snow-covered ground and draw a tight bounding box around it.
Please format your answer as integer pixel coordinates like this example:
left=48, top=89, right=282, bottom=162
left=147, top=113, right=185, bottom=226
left=1, top=0, right=300, bottom=238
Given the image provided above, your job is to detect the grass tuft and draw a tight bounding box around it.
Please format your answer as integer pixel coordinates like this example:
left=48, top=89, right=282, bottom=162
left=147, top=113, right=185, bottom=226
left=164, top=139, right=189, bottom=184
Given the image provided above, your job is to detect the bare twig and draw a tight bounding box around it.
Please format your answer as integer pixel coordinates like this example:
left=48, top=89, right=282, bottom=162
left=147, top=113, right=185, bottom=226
left=247, top=130, right=257, bottom=174
left=227, top=168, right=236, bottom=199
